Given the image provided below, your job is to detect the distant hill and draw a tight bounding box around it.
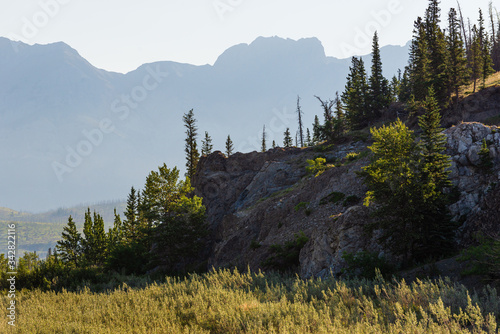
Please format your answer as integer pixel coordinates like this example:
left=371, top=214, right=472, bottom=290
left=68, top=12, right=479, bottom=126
left=0, top=36, right=410, bottom=212
left=0, top=201, right=126, bottom=258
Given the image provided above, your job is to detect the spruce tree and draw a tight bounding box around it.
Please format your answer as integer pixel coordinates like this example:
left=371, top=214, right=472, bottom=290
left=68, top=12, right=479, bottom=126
left=447, top=8, right=470, bottom=110
left=470, top=25, right=483, bottom=93
left=283, top=128, right=293, bottom=148
left=416, top=86, right=454, bottom=258
left=92, top=211, right=107, bottom=265
left=296, top=96, right=304, bottom=147
left=183, top=109, right=200, bottom=180
left=56, top=215, right=82, bottom=267
left=333, top=91, right=345, bottom=137
left=272, top=140, right=277, bottom=149
left=408, top=17, right=431, bottom=101
left=368, top=31, right=391, bottom=119
left=424, top=0, right=450, bottom=106
left=419, top=87, right=452, bottom=192
left=225, top=135, right=234, bottom=157
left=82, top=208, right=94, bottom=264
left=478, top=9, right=495, bottom=89
left=261, top=125, right=267, bottom=152
left=108, top=209, right=123, bottom=250
left=362, top=120, right=421, bottom=260
left=201, top=131, right=213, bottom=156
left=306, top=128, right=312, bottom=147
left=123, top=186, right=139, bottom=242
left=342, top=57, right=369, bottom=129
left=312, top=115, right=321, bottom=144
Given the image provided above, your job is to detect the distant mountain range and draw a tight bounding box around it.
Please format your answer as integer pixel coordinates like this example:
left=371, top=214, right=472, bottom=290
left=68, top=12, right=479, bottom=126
left=0, top=36, right=410, bottom=212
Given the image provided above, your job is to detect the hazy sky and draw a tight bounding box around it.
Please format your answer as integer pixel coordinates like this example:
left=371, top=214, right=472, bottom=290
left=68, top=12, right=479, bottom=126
left=0, top=0, right=496, bottom=73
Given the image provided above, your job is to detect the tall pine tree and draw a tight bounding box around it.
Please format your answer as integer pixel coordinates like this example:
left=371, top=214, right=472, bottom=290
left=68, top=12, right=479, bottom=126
left=56, top=215, right=81, bottom=267
left=183, top=109, right=200, bottom=180
left=261, top=125, right=267, bottom=152
left=478, top=9, right=495, bottom=89
left=425, top=0, right=450, bottom=107
left=408, top=17, right=431, bottom=101
left=342, top=57, right=369, bottom=129
left=416, top=86, right=454, bottom=258
left=368, top=31, right=391, bottom=119
left=225, top=135, right=234, bottom=157
left=283, top=128, right=293, bottom=148
left=201, top=131, right=213, bottom=156
left=447, top=8, right=470, bottom=110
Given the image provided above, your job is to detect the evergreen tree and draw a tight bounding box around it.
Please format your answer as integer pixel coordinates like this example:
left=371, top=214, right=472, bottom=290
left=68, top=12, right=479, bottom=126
left=408, top=17, right=431, bottom=101
left=201, top=131, right=213, bottom=156
left=419, top=87, right=452, bottom=195
left=416, top=87, right=454, bottom=258
left=490, top=2, right=500, bottom=71
left=123, top=187, right=139, bottom=242
left=368, top=31, right=391, bottom=118
left=225, top=135, right=234, bottom=157
left=424, top=0, right=450, bottom=106
left=81, top=209, right=107, bottom=265
left=342, top=57, right=369, bottom=129
left=108, top=209, right=123, bottom=250
left=82, top=208, right=94, bottom=264
left=261, top=125, right=267, bottom=152
left=362, top=88, right=455, bottom=262
left=56, top=216, right=81, bottom=267
left=447, top=8, right=470, bottom=109
left=272, top=140, right=277, bottom=149
left=306, top=128, right=312, bottom=147
left=92, top=211, right=107, bottom=265
left=470, top=25, right=483, bottom=93
left=283, top=128, right=293, bottom=148
left=479, top=138, right=493, bottom=171
left=183, top=109, right=200, bottom=180
left=333, top=91, right=345, bottom=136
left=398, top=68, right=412, bottom=103
left=296, top=96, right=304, bottom=147
left=362, top=120, right=421, bottom=260
left=390, top=75, right=401, bottom=102
left=312, top=115, right=321, bottom=144
left=140, top=164, right=207, bottom=273
left=478, top=9, right=495, bottom=89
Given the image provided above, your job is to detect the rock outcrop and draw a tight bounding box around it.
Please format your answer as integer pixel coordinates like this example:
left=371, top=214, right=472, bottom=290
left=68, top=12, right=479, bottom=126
left=193, top=122, right=500, bottom=278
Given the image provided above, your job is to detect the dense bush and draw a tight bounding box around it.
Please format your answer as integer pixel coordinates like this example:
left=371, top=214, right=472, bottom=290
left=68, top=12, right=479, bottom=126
left=1, top=268, right=499, bottom=333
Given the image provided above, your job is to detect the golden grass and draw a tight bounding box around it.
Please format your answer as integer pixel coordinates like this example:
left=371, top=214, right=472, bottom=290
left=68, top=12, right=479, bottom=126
left=1, top=268, right=499, bottom=333
left=459, top=72, right=500, bottom=98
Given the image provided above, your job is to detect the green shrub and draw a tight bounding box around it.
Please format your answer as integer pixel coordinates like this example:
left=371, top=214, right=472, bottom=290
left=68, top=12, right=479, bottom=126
left=2, top=267, right=500, bottom=333
left=459, top=234, right=500, bottom=278
left=250, top=240, right=262, bottom=250
left=345, top=152, right=360, bottom=161
left=343, top=195, right=360, bottom=206
left=479, top=139, right=493, bottom=172
left=319, top=192, right=345, bottom=205
left=313, top=143, right=335, bottom=152
left=294, top=202, right=310, bottom=212
left=341, top=251, right=395, bottom=279
left=263, top=231, right=309, bottom=272
left=306, top=158, right=330, bottom=177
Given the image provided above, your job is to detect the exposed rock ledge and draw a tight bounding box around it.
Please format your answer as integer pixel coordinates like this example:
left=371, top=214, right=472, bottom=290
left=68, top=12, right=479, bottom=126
left=193, top=122, right=500, bottom=278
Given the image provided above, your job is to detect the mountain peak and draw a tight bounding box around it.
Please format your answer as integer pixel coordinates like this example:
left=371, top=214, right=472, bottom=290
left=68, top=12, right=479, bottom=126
left=214, top=36, right=326, bottom=68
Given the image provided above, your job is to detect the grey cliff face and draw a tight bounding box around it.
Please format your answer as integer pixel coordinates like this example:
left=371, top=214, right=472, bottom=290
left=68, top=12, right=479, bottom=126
left=193, top=123, right=500, bottom=278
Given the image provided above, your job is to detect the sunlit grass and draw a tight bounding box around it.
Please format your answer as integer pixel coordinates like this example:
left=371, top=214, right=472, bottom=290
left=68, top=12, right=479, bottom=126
left=1, top=268, right=499, bottom=333
left=459, top=72, right=500, bottom=98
